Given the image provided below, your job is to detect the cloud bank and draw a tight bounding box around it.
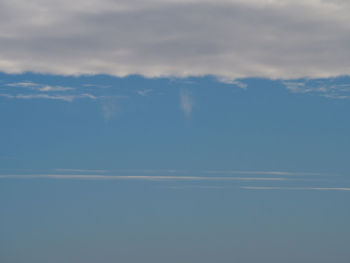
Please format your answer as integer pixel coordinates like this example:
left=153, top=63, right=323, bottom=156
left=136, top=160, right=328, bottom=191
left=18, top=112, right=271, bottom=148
left=1, top=0, right=350, bottom=79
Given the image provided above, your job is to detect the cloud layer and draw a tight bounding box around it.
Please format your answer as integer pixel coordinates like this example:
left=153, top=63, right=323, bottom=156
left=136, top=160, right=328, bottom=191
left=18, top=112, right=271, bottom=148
left=1, top=0, right=350, bottom=79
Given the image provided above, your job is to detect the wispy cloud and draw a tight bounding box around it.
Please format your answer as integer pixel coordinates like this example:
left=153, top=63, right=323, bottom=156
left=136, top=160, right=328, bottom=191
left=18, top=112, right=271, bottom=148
left=37, top=85, right=74, bottom=92
left=1, top=169, right=345, bottom=192
left=180, top=89, right=194, bottom=118
left=82, top=84, right=112, bottom=89
left=0, top=93, right=96, bottom=102
left=55, top=168, right=109, bottom=173
left=0, top=80, right=114, bottom=102
left=166, top=185, right=229, bottom=190
left=101, top=99, right=119, bottom=120
left=108, top=169, right=328, bottom=178
left=217, top=77, right=248, bottom=89
left=6, top=81, right=74, bottom=92
left=202, top=170, right=326, bottom=177
left=6, top=81, right=39, bottom=88
left=0, top=174, right=289, bottom=182
left=284, top=80, right=350, bottom=99
left=137, top=89, right=153, bottom=96
left=241, top=186, right=350, bottom=192
left=1, top=81, right=96, bottom=102
left=0, top=168, right=330, bottom=177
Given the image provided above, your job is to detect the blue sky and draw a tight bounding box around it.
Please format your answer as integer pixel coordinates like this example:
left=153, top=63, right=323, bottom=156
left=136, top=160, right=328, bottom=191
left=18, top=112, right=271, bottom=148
left=1, top=0, right=350, bottom=262
left=1, top=73, right=350, bottom=263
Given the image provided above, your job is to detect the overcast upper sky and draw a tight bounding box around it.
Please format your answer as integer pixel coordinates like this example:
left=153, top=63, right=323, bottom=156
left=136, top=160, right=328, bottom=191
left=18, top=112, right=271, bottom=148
left=1, top=0, right=350, bottom=79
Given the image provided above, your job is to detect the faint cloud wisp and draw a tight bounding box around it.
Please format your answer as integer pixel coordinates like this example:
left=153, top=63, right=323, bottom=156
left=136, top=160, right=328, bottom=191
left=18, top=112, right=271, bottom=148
left=102, top=99, right=119, bottom=121
left=180, top=89, right=194, bottom=119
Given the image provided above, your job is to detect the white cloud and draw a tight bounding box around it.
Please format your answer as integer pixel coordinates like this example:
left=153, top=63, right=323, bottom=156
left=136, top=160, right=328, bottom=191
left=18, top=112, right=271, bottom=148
left=0, top=0, right=350, bottom=79
left=180, top=89, right=194, bottom=118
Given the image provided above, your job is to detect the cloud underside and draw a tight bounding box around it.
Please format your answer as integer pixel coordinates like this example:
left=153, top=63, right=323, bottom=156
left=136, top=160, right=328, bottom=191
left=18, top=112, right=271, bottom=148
left=1, top=0, right=350, bottom=79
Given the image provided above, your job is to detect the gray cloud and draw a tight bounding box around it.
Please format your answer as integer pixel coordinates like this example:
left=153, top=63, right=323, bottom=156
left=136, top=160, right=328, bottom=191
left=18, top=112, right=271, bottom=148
left=0, top=0, right=350, bottom=79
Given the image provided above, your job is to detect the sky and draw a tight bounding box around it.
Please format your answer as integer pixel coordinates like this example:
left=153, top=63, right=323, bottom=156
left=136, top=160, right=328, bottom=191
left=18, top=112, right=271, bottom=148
left=1, top=1, right=350, bottom=263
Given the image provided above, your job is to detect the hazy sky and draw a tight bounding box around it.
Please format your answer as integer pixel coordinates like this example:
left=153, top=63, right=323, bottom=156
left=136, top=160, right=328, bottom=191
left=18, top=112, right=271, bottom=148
left=1, top=1, right=350, bottom=262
